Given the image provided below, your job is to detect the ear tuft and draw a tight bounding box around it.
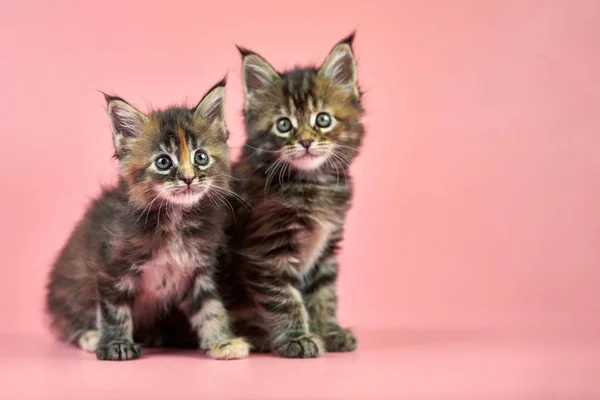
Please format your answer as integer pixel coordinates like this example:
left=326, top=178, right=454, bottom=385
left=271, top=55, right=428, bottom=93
left=193, top=78, right=227, bottom=127
left=105, top=95, right=148, bottom=154
left=235, top=44, right=255, bottom=58
left=240, top=50, right=279, bottom=97
left=338, top=31, right=356, bottom=47
left=318, top=34, right=359, bottom=96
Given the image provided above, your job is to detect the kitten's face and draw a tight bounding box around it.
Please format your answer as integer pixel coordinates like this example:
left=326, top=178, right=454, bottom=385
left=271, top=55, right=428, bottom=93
left=241, top=35, right=363, bottom=174
left=106, top=81, right=230, bottom=209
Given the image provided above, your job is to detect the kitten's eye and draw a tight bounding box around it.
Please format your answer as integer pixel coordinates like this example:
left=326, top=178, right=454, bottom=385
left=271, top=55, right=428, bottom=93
left=275, top=117, right=293, bottom=135
left=194, top=150, right=210, bottom=167
left=155, top=156, right=173, bottom=171
left=315, top=112, right=332, bottom=128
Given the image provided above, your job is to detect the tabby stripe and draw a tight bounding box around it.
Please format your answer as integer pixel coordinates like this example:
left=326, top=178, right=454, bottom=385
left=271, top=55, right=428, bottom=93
left=303, top=270, right=338, bottom=296
left=97, top=301, right=133, bottom=340
left=187, top=274, right=219, bottom=314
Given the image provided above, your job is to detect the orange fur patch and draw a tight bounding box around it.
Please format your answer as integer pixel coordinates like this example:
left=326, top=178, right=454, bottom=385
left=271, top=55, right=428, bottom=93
left=177, top=126, right=194, bottom=177
left=177, top=127, right=190, bottom=164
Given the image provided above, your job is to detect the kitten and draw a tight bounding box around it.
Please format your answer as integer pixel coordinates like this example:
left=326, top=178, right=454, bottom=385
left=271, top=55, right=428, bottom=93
left=46, top=79, right=249, bottom=361
left=221, top=34, right=364, bottom=358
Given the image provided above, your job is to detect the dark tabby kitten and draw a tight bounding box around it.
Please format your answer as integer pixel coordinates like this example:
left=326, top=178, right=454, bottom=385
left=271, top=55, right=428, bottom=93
left=46, top=79, right=249, bottom=361
left=221, top=34, right=364, bottom=358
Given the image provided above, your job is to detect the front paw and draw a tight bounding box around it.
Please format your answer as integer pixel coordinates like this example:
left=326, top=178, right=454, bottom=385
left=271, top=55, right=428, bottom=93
left=96, top=339, right=142, bottom=361
left=274, top=334, right=324, bottom=358
left=207, top=337, right=250, bottom=360
left=322, top=327, right=357, bottom=352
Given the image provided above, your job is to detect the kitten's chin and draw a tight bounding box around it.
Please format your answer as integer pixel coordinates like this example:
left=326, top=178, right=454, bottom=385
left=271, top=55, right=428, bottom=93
left=289, top=154, right=328, bottom=171
left=167, top=192, right=204, bottom=207
left=162, top=186, right=208, bottom=208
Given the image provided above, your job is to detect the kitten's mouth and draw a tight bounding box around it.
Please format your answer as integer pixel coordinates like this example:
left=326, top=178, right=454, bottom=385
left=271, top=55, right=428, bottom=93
left=294, top=152, right=320, bottom=160
left=163, top=184, right=209, bottom=207
left=172, top=186, right=199, bottom=194
left=287, top=151, right=328, bottom=171
left=291, top=149, right=325, bottom=160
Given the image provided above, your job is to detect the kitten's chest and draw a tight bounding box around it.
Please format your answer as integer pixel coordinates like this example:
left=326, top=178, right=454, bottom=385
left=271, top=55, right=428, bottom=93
left=294, top=213, right=338, bottom=275
left=133, top=235, right=204, bottom=302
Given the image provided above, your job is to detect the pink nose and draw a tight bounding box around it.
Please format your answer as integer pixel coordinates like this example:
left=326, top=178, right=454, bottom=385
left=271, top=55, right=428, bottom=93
left=298, top=139, right=313, bottom=149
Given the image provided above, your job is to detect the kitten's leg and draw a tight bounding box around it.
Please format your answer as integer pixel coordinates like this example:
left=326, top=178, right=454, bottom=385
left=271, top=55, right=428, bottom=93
left=246, top=266, right=324, bottom=358
left=95, top=277, right=141, bottom=361
left=304, top=255, right=357, bottom=352
left=183, top=272, right=249, bottom=360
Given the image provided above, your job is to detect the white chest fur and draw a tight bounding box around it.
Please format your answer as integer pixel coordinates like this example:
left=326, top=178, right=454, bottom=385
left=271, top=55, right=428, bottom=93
left=123, top=235, right=206, bottom=322
left=295, top=215, right=336, bottom=275
left=137, top=254, right=191, bottom=301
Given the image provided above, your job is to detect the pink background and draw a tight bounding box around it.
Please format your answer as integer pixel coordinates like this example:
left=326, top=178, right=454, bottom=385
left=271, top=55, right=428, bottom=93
left=1, top=0, right=599, bottom=399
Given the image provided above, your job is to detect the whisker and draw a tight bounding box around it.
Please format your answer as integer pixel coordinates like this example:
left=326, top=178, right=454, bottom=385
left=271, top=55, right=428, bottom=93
left=206, top=192, right=220, bottom=211
left=333, top=144, right=359, bottom=151
left=141, top=194, right=161, bottom=228
left=211, top=191, right=236, bottom=221
left=327, top=157, right=340, bottom=192
left=211, top=186, right=253, bottom=211
left=278, top=160, right=290, bottom=187
left=240, top=144, right=280, bottom=154
left=329, top=153, right=348, bottom=185
left=164, top=197, right=173, bottom=221
left=336, top=152, right=353, bottom=165
left=213, top=174, right=250, bottom=182
left=264, top=157, right=282, bottom=176
left=331, top=150, right=352, bottom=168
left=264, top=159, right=283, bottom=194
left=155, top=198, right=166, bottom=235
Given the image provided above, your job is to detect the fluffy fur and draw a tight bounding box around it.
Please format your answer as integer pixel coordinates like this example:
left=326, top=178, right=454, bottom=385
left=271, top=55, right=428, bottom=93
left=46, top=79, right=249, bottom=361
left=220, top=34, right=364, bottom=358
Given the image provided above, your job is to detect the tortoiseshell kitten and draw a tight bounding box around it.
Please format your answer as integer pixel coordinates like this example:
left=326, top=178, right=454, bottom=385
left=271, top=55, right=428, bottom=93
left=220, top=34, right=364, bottom=358
left=46, top=79, right=249, bottom=361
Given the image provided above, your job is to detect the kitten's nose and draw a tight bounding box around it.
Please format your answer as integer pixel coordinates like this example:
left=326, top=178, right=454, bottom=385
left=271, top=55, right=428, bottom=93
left=298, top=139, right=313, bottom=149
left=182, top=177, right=194, bottom=186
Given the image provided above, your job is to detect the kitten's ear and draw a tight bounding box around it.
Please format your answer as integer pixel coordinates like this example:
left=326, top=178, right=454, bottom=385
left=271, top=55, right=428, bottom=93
left=193, top=77, right=226, bottom=127
left=238, top=46, right=279, bottom=97
left=105, top=94, right=148, bottom=153
left=318, top=33, right=358, bottom=96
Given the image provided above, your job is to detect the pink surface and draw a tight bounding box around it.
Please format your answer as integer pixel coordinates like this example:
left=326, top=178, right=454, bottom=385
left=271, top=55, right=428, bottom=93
left=1, top=328, right=600, bottom=400
left=1, top=0, right=599, bottom=398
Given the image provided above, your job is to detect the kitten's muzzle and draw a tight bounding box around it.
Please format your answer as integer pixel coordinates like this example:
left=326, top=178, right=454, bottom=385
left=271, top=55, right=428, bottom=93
left=171, top=181, right=202, bottom=194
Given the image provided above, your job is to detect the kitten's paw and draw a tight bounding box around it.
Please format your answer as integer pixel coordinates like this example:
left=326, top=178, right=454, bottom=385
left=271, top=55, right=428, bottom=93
left=96, top=339, right=142, bottom=361
left=274, top=334, right=325, bottom=358
left=78, top=330, right=100, bottom=353
left=323, top=328, right=358, bottom=352
left=207, top=337, right=250, bottom=360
